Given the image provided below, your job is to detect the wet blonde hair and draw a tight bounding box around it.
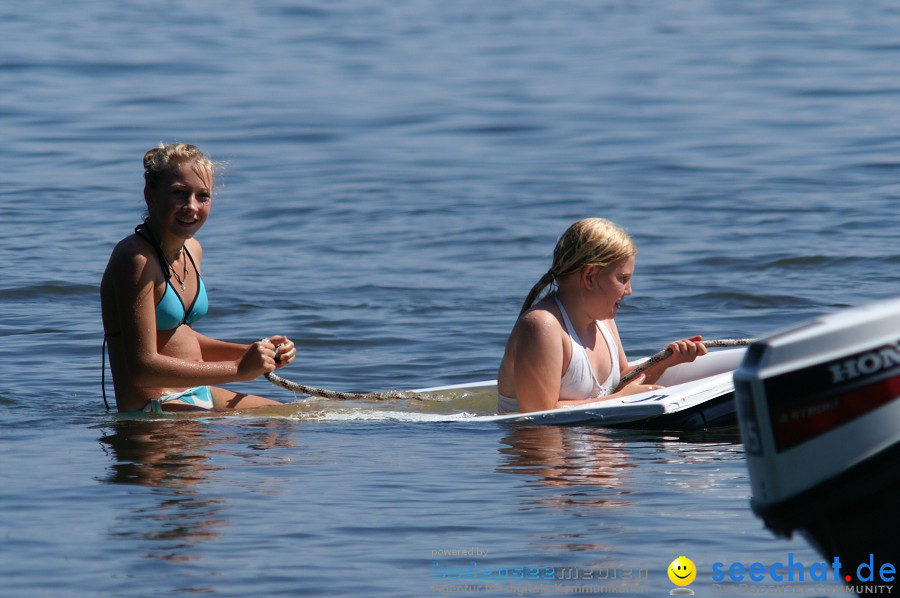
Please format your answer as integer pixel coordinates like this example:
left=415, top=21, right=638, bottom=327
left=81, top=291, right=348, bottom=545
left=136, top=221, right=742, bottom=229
left=143, top=142, right=217, bottom=191
left=519, top=218, right=637, bottom=316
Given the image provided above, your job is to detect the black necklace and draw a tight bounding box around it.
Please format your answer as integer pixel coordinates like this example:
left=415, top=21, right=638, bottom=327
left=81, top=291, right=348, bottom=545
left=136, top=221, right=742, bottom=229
left=136, top=221, right=187, bottom=292
left=169, top=252, right=188, bottom=292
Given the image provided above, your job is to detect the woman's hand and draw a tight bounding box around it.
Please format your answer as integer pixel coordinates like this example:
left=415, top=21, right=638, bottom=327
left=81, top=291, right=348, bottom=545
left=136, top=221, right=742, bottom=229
left=665, top=335, right=707, bottom=365
left=236, top=338, right=280, bottom=380
left=272, top=336, right=297, bottom=368
left=616, top=373, right=664, bottom=396
left=232, top=335, right=297, bottom=381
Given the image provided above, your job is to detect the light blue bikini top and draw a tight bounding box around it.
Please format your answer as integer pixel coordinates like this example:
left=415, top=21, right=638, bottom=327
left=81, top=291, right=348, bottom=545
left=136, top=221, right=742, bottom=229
left=155, top=259, right=208, bottom=330
left=136, top=221, right=209, bottom=330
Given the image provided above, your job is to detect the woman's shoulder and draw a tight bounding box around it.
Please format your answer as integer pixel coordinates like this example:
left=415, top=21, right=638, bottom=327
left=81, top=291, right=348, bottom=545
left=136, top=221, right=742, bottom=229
left=110, top=232, right=151, bottom=257
left=508, top=299, right=569, bottom=367
left=105, top=233, right=157, bottom=276
left=516, top=298, right=564, bottom=337
left=184, top=236, right=203, bottom=258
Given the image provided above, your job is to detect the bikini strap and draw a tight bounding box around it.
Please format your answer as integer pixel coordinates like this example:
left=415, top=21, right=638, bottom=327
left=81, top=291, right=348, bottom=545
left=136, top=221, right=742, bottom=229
left=553, top=295, right=603, bottom=396
left=101, top=334, right=114, bottom=411
left=183, top=244, right=200, bottom=277
left=553, top=295, right=580, bottom=343
left=134, top=220, right=173, bottom=282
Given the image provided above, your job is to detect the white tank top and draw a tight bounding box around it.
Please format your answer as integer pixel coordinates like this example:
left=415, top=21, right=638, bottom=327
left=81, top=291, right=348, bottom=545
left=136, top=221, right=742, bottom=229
left=497, top=296, right=621, bottom=413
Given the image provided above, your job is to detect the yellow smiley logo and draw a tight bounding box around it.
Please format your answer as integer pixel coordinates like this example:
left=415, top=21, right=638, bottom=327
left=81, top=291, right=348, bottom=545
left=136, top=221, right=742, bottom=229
left=668, top=556, right=696, bottom=586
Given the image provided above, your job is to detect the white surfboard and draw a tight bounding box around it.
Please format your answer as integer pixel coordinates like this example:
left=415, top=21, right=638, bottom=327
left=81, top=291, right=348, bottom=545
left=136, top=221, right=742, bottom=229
left=414, top=348, right=746, bottom=428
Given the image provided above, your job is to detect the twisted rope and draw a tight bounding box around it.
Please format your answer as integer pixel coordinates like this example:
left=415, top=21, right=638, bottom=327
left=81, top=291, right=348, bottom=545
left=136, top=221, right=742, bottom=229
left=265, top=371, right=430, bottom=401
left=613, top=338, right=755, bottom=392
left=267, top=338, right=755, bottom=402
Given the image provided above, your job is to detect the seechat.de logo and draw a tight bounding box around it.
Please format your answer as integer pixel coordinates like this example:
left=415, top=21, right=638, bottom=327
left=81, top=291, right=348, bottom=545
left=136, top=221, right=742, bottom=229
left=711, top=553, right=896, bottom=587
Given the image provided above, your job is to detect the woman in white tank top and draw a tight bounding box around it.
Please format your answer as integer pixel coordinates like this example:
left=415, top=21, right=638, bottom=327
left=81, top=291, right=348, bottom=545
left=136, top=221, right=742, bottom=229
left=497, top=218, right=707, bottom=414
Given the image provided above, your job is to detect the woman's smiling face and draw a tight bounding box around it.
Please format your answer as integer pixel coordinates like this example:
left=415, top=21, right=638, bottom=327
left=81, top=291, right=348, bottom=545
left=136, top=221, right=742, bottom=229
left=145, top=160, right=213, bottom=242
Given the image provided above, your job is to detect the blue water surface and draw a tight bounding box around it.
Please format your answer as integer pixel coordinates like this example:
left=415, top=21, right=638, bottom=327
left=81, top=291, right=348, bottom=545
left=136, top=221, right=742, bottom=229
left=1, top=1, right=898, bottom=596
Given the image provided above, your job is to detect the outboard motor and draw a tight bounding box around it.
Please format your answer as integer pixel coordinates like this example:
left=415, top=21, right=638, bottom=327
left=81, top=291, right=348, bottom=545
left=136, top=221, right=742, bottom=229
left=734, top=298, right=900, bottom=570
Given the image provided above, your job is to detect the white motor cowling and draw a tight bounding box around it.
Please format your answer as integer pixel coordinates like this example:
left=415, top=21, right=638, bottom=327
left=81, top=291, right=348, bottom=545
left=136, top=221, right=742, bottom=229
left=734, top=297, right=900, bottom=565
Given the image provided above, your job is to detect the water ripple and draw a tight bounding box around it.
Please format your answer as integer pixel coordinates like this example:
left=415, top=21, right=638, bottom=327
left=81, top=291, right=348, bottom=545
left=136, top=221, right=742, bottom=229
left=2, top=0, right=899, bottom=595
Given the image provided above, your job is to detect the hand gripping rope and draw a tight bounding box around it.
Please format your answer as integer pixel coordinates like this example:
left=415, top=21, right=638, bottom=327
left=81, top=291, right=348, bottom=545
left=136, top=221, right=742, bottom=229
left=612, top=338, right=755, bottom=392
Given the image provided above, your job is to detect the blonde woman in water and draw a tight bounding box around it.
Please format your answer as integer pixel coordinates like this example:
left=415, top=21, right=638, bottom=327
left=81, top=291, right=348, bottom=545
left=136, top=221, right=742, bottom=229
left=101, top=143, right=296, bottom=413
left=497, top=218, right=706, bottom=414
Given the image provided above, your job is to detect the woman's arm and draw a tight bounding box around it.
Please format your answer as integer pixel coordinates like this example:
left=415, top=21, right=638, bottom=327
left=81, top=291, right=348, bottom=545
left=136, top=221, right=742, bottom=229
left=511, top=311, right=567, bottom=413
left=189, top=242, right=296, bottom=369
left=194, top=332, right=249, bottom=361
left=195, top=332, right=296, bottom=369
left=112, top=247, right=275, bottom=387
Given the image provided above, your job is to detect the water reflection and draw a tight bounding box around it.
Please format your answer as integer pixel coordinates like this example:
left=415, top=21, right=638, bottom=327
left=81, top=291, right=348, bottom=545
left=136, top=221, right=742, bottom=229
left=497, top=426, right=634, bottom=508
left=497, top=427, right=742, bottom=496
left=496, top=426, right=744, bottom=554
left=97, top=417, right=295, bottom=564
left=100, top=419, right=220, bottom=487
left=98, top=418, right=226, bottom=564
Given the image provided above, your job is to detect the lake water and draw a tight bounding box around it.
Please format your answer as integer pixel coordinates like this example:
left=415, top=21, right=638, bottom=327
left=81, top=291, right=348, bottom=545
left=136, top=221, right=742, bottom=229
left=1, top=1, right=898, bottom=596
